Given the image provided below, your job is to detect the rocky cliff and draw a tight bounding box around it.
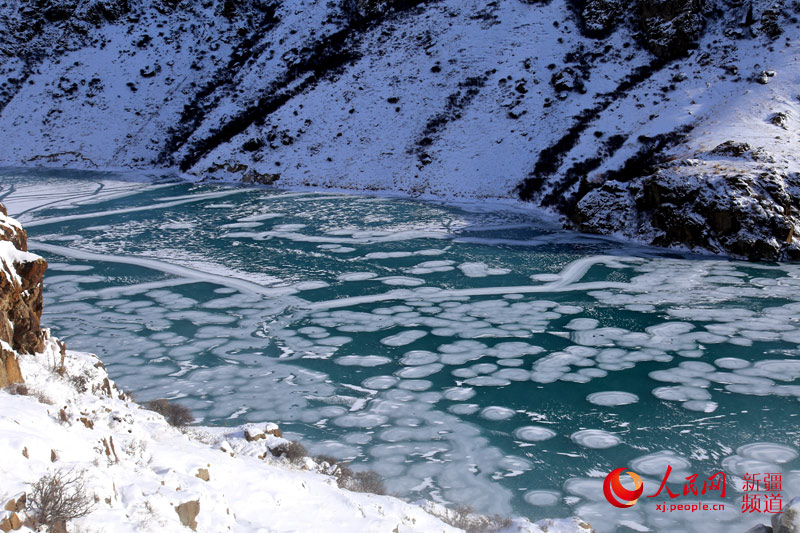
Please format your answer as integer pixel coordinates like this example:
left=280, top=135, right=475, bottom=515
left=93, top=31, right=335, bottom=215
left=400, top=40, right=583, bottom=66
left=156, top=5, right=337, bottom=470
left=0, top=204, right=47, bottom=387
left=0, top=0, right=798, bottom=259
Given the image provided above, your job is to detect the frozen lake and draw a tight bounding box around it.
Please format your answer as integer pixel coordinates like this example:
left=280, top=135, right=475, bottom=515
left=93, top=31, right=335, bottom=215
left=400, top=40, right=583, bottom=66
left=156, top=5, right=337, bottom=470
left=2, top=167, right=798, bottom=532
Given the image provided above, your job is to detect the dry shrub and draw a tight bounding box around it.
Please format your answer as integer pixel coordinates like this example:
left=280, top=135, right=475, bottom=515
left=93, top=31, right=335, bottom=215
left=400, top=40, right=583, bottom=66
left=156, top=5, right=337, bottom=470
left=6, top=383, right=29, bottom=395
left=68, top=373, right=89, bottom=393
left=334, top=463, right=386, bottom=495
left=145, top=399, right=194, bottom=427
left=6, top=383, right=54, bottom=405
left=313, top=454, right=339, bottom=466
left=34, top=390, right=54, bottom=405
left=282, top=447, right=386, bottom=495
left=28, top=469, right=95, bottom=531
left=5, top=384, right=55, bottom=404
left=270, top=440, right=308, bottom=462
left=311, top=454, right=386, bottom=495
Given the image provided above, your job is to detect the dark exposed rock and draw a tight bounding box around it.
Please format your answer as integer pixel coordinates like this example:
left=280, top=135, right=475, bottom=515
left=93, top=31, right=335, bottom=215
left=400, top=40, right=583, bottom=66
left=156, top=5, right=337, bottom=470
left=575, top=163, right=800, bottom=261
left=43, top=3, right=76, bottom=23
left=0, top=0, right=132, bottom=66
left=722, top=63, right=739, bottom=75
left=166, top=10, right=379, bottom=170
left=56, top=78, right=79, bottom=99
left=219, top=0, right=278, bottom=20
left=709, top=140, right=773, bottom=162
left=242, top=169, right=280, bottom=185
left=769, top=111, right=790, bottom=130
left=83, top=0, right=132, bottom=26
left=744, top=4, right=757, bottom=25
left=552, top=67, right=585, bottom=93
left=754, top=69, right=776, bottom=84
left=139, top=64, right=162, bottom=78
left=412, top=74, right=491, bottom=163
left=580, top=0, right=623, bottom=35
left=760, top=4, right=784, bottom=38
left=518, top=57, right=669, bottom=203
left=636, top=0, right=706, bottom=58
left=242, top=138, right=265, bottom=152
left=341, top=0, right=419, bottom=21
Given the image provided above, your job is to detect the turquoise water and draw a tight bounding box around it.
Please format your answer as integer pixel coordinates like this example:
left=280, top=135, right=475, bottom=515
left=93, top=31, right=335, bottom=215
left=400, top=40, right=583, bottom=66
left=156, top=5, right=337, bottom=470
left=2, top=168, right=799, bottom=532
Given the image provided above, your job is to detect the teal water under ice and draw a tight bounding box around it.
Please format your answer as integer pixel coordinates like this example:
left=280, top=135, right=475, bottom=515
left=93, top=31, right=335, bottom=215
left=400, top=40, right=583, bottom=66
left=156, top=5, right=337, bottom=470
left=2, top=168, right=799, bottom=532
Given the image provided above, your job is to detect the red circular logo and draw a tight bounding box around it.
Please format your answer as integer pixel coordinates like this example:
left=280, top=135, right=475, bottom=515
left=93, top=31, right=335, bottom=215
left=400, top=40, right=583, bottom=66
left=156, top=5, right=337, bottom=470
left=603, top=467, right=644, bottom=508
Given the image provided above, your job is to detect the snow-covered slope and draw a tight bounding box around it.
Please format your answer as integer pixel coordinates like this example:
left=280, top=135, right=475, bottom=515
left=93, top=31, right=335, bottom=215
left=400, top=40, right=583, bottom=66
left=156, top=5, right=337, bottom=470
left=0, top=0, right=798, bottom=259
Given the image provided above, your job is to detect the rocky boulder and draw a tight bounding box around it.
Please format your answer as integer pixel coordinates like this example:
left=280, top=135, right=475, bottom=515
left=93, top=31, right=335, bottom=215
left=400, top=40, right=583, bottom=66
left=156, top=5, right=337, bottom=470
left=573, top=151, right=800, bottom=261
left=636, top=0, right=706, bottom=58
left=243, top=423, right=283, bottom=441
left=760, top=4, right=785, bottom=39
left=340, top=0, right=426, bottom=22
left=552, top=67, right=586, bottom=94
left=81, top=0, right=132, bottom=26
left=771, top=497, right=800, bottom=533
left=580, top=0, right=623, bottom=35
left=709, top=140, right=774, bottom=162
left=0, top=204, right=47, bottom=388
left=341, top=0, right=398, bottom=20
left=175, top=500, right=200, bottom=531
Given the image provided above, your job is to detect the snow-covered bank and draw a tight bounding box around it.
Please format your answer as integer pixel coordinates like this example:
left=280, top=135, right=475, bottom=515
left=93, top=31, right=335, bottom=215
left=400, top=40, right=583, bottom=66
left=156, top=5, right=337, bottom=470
left=0, top=334, right=597, bottom=532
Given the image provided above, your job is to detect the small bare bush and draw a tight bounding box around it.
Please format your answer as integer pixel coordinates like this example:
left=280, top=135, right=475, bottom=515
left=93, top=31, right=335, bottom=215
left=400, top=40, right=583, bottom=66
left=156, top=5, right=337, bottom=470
left=270, top=440, right=308, bottom=462
left=334, top=464, right=386, bottom=495
left=6, top=383, right=29, bottom=395
left=34, top=390, right=54, bottom=405
left=6, top=383, right=53, bottom=405
left=68, top=373, right=90, bottom=393
left=144, top=399, right=194, bottom=427
left=314, top=454, right=339, bottom=466
left=28, top=469, right=95, bottom=531
left=351, top=470, right=386, bottom=495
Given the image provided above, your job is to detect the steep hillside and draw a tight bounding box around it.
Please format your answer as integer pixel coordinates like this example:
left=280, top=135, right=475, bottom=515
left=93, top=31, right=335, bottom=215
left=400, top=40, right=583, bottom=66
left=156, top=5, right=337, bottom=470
left=0, top=0, right=798, bottom=259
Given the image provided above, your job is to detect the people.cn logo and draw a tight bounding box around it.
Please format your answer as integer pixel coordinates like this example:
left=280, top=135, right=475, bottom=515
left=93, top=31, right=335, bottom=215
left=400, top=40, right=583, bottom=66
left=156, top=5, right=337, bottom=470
left=603, top=467, right=644, bottom=508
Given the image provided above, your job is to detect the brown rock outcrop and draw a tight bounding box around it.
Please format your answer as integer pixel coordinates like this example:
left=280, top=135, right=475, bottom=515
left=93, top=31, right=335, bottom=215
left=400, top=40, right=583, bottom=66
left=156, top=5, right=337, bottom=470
left=0, top=203, right=48, bottom=388
left=3, top=493, right=26, bottom=513
left=175, top=500, right=200, bottom=531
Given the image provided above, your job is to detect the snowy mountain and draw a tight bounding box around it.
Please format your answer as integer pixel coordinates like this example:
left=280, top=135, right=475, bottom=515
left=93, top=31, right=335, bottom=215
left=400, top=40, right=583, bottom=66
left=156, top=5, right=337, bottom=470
left=0, top=0, right=798, bottom=259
